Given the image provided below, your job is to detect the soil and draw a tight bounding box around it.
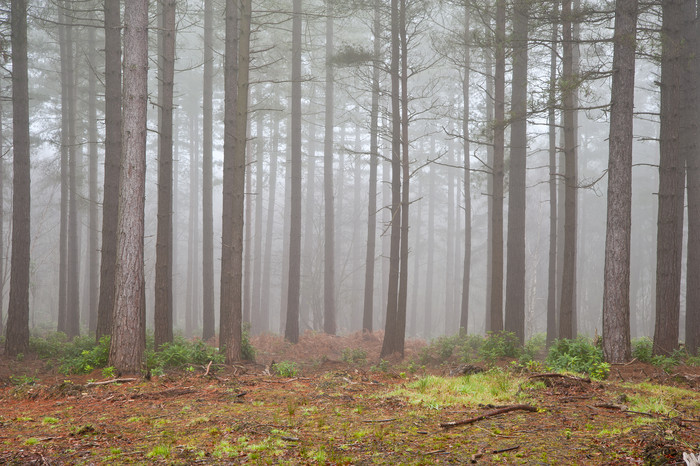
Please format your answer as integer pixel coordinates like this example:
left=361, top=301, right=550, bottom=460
left=0, top=332, right=698, bottom=465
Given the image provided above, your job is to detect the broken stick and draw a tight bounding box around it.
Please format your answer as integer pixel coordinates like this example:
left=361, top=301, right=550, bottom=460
left=85, top=378, right=138, bottom=387
left=440, top=404, right=537, bottom=428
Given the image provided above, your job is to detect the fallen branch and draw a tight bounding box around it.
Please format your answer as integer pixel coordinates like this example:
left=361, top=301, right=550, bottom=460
left=130, top=387, right=195, bottom=399
left=528, top=373, right=591, bottom=383
left=362, top=418, right=396, bottom=423
left=86, top=378, right=138, bottom=387
left=440, top=404, right=537, bottom=428
left=203, top=361, right=213, bottom=377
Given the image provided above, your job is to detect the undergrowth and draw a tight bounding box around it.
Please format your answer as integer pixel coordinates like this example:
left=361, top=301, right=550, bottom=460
left=546, top=337, right=609, bottom=379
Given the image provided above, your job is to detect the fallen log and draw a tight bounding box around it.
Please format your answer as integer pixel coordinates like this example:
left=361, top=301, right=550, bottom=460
left=440, top=404, right=537, bottom=428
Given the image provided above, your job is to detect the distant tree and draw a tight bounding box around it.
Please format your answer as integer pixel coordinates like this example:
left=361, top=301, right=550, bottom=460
left=252, top=110, right=265, bottom=333
left=459, top=0, right=471, bottom=334
left=261, top=107, right=280, bottom=330
left=504, top=0, right=529, bottom=344
left=202, top=0, right=216, bottom=342
left=96, top=0, right=122, bottom=341
left=654, top=0, right=692, bottom=355
left=602, top=0, right=637, bottom=364
left=109, top=0, right=148, bottom=374
left=0, top=99, right=4, bottom=338
left=546, top=0, right=559, bottom=346
left=285, top=0, right=303, bottom=344
left=323, top=0, right=337, bottom=335
left=57, top=2, right=69, bottom=336
left=87, top=21, right=99, bottom=335
left=5, top=0, right=31, bottom=356
left=155, top=0, right=176, bottom=349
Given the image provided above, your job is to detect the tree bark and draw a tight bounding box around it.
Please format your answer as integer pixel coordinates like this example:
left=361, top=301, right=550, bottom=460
left=202, top=0, right=215, bottom=342
left=5, top=0, right=31, bottom=356
left=654, top=0, right=690, bottom=356
left=252, top=110, right=264, bottom=333
left=546, top=0, right=558, bottom=346
left=602, top=0, right=637, bottom=364
left=285, top=0, right=303, bottom=343
left=109, top=0, right=148, bottom=374
left=155, top=0, right=176, bottom=349
left=58, top=2, right=69, bottom=335
left=460, top=2, right=471, bottom=334
left=261, top=109, right=280, bottom=332
left=87, top=23, right=99, bottom=336
left=96, top=0, right=122, bottom=341
left=490, top=0, right=505, bottom=333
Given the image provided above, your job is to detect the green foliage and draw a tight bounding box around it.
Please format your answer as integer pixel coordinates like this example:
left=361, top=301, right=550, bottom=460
left=341, top=348, right=367, bottom=364
left=479, top=331, right=522, bottom=362
left=631, top=337, right=653, bottom=363
left=241, top=326, right=257, bottom=362
left=272, top=361, right=299, bottom=377
left=520, top=334, right=547, bottom=363
left=546, top=337, right=609, bottom=379
left=370, top=359, right=390, bottom=373
left=418, top=334, right=485, bottom=365
left=59, top=336, right=111, bottom=374
left=9, top=374, right=38, bottom=387
left=146, top=336, right=225, bottom=374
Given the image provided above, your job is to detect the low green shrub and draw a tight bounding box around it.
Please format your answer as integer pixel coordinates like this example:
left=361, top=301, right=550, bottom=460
left=631, top=337, right=653, bottom=363
left=59, top=336, right=111, bottom=374
left=342, top=348, right=367, bottom=364
left=272, top=361, right=299, bottom=377
left=546, top=337, right=609, bottom=379
left=479, top=331, right=522, bottom=362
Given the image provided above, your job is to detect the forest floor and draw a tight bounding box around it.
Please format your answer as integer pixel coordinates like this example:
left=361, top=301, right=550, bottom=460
left=0, top=332, right=698, bottom=465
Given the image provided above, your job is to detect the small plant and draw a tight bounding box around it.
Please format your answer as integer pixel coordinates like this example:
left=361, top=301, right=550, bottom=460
left=272, top=360, right=299, bottom=377
left=546, top=337, right=609, bottom=379
left=147, top=444, right=171, bottom=459
left=9, top=374, right=38, bottom=387
left=24, top=437, right=38, bottom=446
left=632, top=337, right=653, bottom=363
left=479, top=331, right=522, bottom=362
left=59, top=335, right=111, bottom=374
left=371, top=359, right=390, bottom=373
left=41, top=417, right=59, bottom=425
left=342, top=348, right=367, bottom=364
left=101, top=366, right=116, bottom=378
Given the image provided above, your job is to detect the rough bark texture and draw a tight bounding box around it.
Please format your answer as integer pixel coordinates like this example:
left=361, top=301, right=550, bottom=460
left=96, top=0, right=122, bottom=341
left=87, top=24, right=99, bottom=335
left=362, top=0, right=381, bottom=333
left=654, top=0, right=689, bottom=356
left=380, top=0, right=403, bottom=358
left=261, top=111, right=279, bottom=332
left=109, top=0, right=148, bottom=374
left=323, top=1, right=337, bottom=336
left=0, top=99, right=4, bottom=338
left=202, top=0, right=215, bottom=342
left=5, top=0, right=31, bottom=356
left=559, top=0, right=578, bottom=340
left=489, top=0, right=505, bottom=333
left=220, top=0, right=238, bottom=351
left=155, top=0, right=176, bottom=349
left=252, top=111, right=264, bottom=333
left=504, top=0, right=528, bottom=344
left=602, top=0, right=637, bottom=364
left=285, top=0, right=303, bottom=344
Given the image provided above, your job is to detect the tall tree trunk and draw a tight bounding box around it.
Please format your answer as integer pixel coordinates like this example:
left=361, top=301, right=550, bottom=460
left=546, top=0, right=559, bottom=346
left=685, top=4, right=700, bottom=356
left=285, top=0, right=303, bottom=343
left=109, top=0, right=148, bottom=374
left=654, top=0, right=690, bottom=355
left=0, top=99, right=4, bottom=338
left=252, top=111, right=264, bottom=333
left=186, top=115, right=200, bottom=336
left=490, top=0, right=506, bottom=333
left=87, top=24, right=99, bottom=336
left=64, top=4, right=80, bottom=339
left=445, top=137, right=455, bottom=335
left=484, top=48, right=494, bottom=333
left=602, top=0, right=637, bottom=364
left=5, top=0, right=31, bottom=356
left=243, top=135, right=252, bottom=327
left=302, top=114, right=317, bottom=330
left=505, top=0, right=529, bottom=344
left=202, top=0, right=215, bottom=342
left=220, top=0, right=239, bottom=351
left=261, top=109, right=280, bottom=332
left=362, top=0, right=381, bottom=333
left=323, top=0, right=337, bottom=335
left=97, top=0, right=122, bottom=341
left=58, top=3, right=69, bottom=335
left=559, top=0, right=578, bottom=340
left=380, top=0, right=402, bottom=358
left=424, top=156, right=435, bottom=338
left=155, top=0, right=176, bottom=348
left=460, top=2, right=471, bottom=334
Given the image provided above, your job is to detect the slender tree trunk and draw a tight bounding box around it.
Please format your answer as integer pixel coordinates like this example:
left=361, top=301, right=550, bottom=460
left=445, top=137, right=455, bottom=335
left=380, top=0, right=402, bottom=358
left=186, top=116, right=200, bottom=336
left=546, top=0, right=559, bottom=346
left=261, top=110, right=280, bottom=332
left=155, top=0, right=176, bottom=348
left=243, top=134, right=252, bottom=327
left=280, top=115, right=292, bottom=333
left=109, top=0, right=148, bottom=374
left=490, top=0, right=505, bottom=333
left=65, top=5, right=80, bottom=339
left=484, top=49, right=494, bottom=333
left=362, top=0, right=381, bottom=333
left=654, top=0, right=690, bottom=356
left=460, top=2, right=471, bottom=334
left=252, top=111, right=264, bottom=333
left=97, top=0, right=122, bottom=341
left=5, top=0, right=31, bottom=356
left=505, top=0, right=529, bottom=344
left=323, top=1, right=337, bottom=335
left=220, top=0, right=239, bottom=351
left=302, top=116, right=317, bottom=330
left=559, top=0, right=577, bottom=340
left=87, top=24, right=99, bottom=336
left=602, top=0, right=637, bottom=364
left=0, top=99, right=4, bottom=337
left=285, top=0, right=303, bottom=343
left=202, top=0, right=215, bottom=341
left=686, top=4, right=700, bottom=356
left=58, top=3, right=69, bottom=334
left=424, top=156, right=435, bottom=338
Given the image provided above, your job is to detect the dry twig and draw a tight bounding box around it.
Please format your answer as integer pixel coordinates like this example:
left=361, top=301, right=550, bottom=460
left=440, top=404, right=537, bottom=428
